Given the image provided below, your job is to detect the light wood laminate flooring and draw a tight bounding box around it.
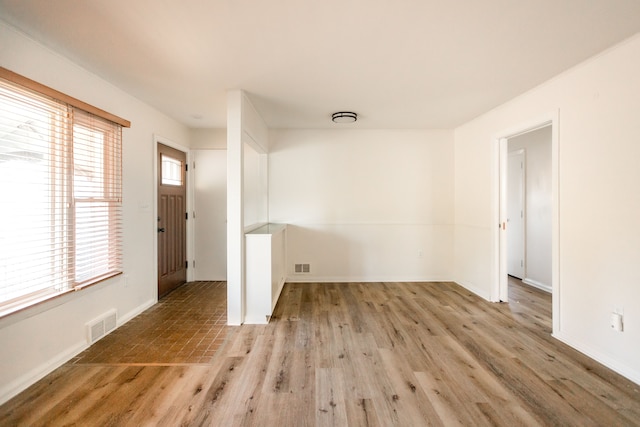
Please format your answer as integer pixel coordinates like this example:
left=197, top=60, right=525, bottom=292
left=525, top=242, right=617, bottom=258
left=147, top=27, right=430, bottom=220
left=1, top=279, right=639, bottom=426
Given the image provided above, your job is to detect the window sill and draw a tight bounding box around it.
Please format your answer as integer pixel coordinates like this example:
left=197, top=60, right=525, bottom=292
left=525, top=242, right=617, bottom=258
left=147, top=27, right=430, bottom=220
left=0, top=271, right=123, bottom=321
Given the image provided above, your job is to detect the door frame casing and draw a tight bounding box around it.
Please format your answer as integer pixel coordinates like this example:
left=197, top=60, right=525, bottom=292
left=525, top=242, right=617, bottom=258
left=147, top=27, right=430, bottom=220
left=153, top=135, right=194, bottom=301
left=491, top=111, right=560, bottom=334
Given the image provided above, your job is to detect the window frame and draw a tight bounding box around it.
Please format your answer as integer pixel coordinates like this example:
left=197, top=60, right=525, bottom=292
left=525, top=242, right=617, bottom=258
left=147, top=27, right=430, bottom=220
left=0, top=68, right=129, bottom=318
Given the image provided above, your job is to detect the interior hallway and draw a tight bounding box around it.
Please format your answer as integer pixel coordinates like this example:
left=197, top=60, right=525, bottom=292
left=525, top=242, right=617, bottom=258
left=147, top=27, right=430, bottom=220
left=1, top=279, right=639, bottom=426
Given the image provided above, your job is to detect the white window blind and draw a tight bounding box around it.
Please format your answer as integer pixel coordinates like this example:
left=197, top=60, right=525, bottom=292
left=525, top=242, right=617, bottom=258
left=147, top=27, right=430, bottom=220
left=0, top=76, right=123, bottom=316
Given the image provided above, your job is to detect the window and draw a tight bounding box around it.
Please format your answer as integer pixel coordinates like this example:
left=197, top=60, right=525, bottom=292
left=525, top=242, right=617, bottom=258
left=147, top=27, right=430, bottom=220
left=0, top=71, right=127, bottom=316
left=161, top=154, right=183, bottom=186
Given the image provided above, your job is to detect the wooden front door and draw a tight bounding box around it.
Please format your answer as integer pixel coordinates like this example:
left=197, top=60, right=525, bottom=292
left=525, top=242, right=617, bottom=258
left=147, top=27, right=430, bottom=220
left=157, top=143, right=187, bottom=298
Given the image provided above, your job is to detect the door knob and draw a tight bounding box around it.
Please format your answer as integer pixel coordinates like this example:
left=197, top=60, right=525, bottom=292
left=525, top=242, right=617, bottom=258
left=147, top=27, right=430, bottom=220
left=158, top=227, right=166, bottom=233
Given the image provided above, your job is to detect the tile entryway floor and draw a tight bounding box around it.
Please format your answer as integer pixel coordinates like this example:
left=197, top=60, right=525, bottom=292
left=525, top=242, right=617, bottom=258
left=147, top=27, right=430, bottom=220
left=71, top=281, right=228, bottom=365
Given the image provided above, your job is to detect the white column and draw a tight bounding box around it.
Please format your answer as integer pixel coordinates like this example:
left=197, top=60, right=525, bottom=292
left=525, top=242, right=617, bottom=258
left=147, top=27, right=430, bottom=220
left=226, top=90, right=244, bottom=325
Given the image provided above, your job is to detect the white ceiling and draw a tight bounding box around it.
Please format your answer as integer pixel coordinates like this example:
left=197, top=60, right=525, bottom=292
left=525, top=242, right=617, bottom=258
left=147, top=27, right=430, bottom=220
left=1, top=0, right=640, bottom=129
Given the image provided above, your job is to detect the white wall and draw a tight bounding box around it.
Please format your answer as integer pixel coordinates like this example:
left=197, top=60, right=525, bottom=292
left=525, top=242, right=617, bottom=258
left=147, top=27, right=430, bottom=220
left=0, top=23, right=191, bottom=403
left=243, top=142, right=268, bottom=229
left=509, top=126, right=552, bottom=291
left=454, top=34, right=640, bottom=383
left=269, top=129, right=454, bottom=282
left=190, top=128, right=226, bottom=149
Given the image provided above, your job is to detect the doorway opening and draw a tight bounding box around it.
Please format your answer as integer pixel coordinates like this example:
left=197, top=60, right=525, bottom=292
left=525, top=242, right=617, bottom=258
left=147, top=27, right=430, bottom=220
left=494, top=112, right=560, bottom=334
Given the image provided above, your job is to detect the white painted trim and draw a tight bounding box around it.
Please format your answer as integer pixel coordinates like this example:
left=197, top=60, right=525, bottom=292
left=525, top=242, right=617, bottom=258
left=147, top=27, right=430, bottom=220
left=284, top=279, right=490, bottom=302
left=153, top=135, right=194, bottom=290
left=242, top=129, right=263, bottom=154
left=522, top=278, right=552, bottom=293
left=244, top=222, right=268, bottom=234
left=491, top=111, right=560, bottom=334
left=226, top=91, right=245, bottom=325
left=0, top=341, right=86, bottom=405
left=118, top=298, right=156, bottom=326
left=553, top=331, right=640, bottom=386
left=550, top=116, right=560, bottom=336
left=287, top=276, right=457, bottom=284
left=449, top=279, right=493, bottom=301
left=186, top=150, right=195, bottom=281
left=0, top=276, right=117, bottom=329
left=498, top=137, right=508, bottom=302
left=490, top=134, right=501, bottom=303
left=240, top=93, right=268, bottom=154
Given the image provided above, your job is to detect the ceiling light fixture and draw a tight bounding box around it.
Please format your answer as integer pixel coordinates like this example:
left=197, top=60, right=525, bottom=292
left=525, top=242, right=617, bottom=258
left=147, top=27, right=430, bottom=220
left=332, top=111, right=357, bottom=123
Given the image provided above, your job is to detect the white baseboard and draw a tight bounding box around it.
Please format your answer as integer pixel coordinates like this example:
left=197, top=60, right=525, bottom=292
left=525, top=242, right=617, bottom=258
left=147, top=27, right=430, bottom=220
left=283, top=277, right=492, bottom=303
left=553, top=331, right=640, bottom=386
left=453, top=279, right=492, bottom=301
left=522, top=278, right=552, bottom=293
left=286, top=276, right=453, bottom=284
left=0, top=340, right=87, bottom=405
left=0, top=298, right=157, bottom=405
left=118, top=298, right=156, bottom=327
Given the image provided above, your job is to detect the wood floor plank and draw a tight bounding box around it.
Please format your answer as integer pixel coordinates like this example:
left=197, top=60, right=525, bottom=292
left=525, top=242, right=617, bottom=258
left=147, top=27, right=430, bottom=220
left=0, top=365, right=106, bottom=425
left=315, top=367, right=349, bottom=427
left=73, top=366, right=171, bottom=426
left=546, top=378, right=639, bottom=426
left=413, top=370, right=473, bottom=426
left=377, top=347, right=443, bottom=426
left=218, top=334, right=276, bottom=426
left=263, top=319, right=298, bottom=393
left=187, top=356, right=247, bottom=426
left=39, top=366, right=142, bottom=424
left=129, top=365, right=220, bottom=426
left=344, top=397, right=381, bottom=427
left=2, top=280, right=639, bottom=426
left=474, top=401, right=543, bottom=427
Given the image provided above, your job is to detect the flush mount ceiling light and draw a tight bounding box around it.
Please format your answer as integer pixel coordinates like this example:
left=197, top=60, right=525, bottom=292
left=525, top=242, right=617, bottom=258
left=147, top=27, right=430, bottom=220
left=332, top=111, right=357, bottom=123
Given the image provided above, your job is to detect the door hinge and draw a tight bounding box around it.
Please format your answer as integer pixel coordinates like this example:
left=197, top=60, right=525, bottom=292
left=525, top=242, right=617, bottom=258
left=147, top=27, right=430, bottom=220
left=185, top=261, right=188, bottom=269
left=185, top=212, right=188, bottom=220
left=185, top=163, right=188, bottom=171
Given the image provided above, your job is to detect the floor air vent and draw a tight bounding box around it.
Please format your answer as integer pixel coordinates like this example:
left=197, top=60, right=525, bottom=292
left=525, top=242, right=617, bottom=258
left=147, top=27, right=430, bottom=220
left=294, top=263, right=311, bottom=274
left=87, top=309, right=117, bottom=344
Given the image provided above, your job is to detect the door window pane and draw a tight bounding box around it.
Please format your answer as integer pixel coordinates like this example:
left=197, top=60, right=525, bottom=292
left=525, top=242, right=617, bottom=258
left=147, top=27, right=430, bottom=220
left=161, top=154, right=182, bottom=186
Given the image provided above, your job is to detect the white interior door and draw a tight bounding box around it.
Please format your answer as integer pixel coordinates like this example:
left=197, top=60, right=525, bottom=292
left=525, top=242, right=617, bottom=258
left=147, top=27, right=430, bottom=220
left=507, top=149, right=525, bottom=279
left=193, top=149, right=227, bottom=280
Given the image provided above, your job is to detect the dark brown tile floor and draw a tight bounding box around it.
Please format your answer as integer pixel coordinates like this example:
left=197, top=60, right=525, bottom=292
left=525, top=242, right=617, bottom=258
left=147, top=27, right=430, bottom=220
left=71, top=281, right=228, bottom=365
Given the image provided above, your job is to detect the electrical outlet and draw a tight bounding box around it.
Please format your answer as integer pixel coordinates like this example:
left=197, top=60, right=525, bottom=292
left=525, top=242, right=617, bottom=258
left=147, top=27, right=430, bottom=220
left=610, top=312, right=623, bottom=332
